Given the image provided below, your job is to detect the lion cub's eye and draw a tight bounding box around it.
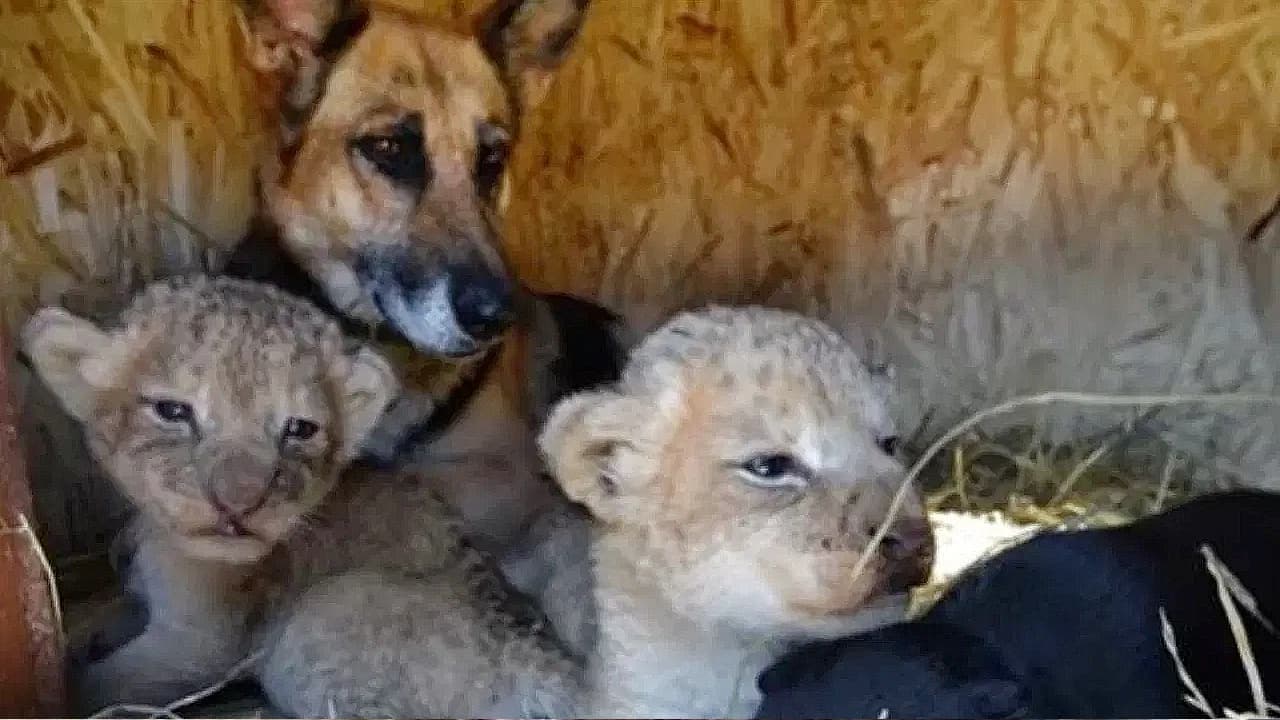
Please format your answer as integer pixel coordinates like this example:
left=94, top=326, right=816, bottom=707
left=877, top=435, right=900, bottom=455
left=149, top=399, right=194, bottom=425
left=282, top=417, right=320, bottom=442
left=738, top=453, right=810, bottom=489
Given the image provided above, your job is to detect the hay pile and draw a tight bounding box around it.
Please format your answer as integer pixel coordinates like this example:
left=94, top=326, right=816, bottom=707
left=2, top=0, right=1280, bottom=517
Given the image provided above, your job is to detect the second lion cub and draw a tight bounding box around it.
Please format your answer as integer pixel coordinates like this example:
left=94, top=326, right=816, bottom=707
left=265, top=306, right=937, bottom=718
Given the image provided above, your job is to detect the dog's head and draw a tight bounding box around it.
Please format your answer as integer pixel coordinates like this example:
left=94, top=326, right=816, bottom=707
left=243, top=0, right=590, bottom=357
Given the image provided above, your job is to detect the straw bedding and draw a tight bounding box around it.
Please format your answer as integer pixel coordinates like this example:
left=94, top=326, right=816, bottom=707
left=2, top=0, right=1279, bottom=565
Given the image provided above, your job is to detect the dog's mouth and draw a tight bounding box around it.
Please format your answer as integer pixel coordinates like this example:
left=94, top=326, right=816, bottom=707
left=352, top=249, right=515, bottom=358
left=367, top=277, right=512, bottom=358
left=370, top=283, right=483, bottom=358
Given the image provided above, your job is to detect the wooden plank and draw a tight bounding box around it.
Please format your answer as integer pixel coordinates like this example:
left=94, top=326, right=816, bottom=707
left=0, top=332, right=65, bottom=717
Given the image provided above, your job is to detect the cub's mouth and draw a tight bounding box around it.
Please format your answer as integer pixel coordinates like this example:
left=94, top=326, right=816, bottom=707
left=196, top=519, right=256, bottom=539
left=178, top=528, right=272, bottom=564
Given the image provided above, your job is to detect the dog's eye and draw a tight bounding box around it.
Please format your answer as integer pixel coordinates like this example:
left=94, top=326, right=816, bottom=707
left=282, top=417, right=320, bottom=442
left=877, top=435, right=900, bottom=455
left=350, top=114, right=427, bottom=188
left=738, top=453, right=809, bottom=488
left=148, top=399, right=194, bottom=425
left=475, top=122, right=510, bottom=200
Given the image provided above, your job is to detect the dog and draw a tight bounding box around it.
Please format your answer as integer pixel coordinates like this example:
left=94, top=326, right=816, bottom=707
left=58, top=0, right=620, bottom=671
left=220, top=0, right=624, bottom=570
left=755, top=489, right=1280, bottom=719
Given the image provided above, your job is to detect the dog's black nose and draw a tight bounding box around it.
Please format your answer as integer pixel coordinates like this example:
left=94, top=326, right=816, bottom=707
left=448, top=266, right=514, bottom=341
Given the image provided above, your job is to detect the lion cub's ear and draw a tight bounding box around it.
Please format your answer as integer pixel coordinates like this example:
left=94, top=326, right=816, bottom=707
left=333, top=345, right=398, bottom=457
left=538, top=388, right=644, bottom=521
left=22, top=307, right=115, bottom=422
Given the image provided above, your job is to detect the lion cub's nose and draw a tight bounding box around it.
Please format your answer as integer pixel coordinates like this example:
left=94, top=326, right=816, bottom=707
left=878, top=515, right=936, bottom=592
left=205, top=448, right=276, bottom=518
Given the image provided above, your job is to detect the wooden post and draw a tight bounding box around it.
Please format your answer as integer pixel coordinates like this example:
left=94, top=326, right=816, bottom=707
left=0, top=332, right=65, bottom=717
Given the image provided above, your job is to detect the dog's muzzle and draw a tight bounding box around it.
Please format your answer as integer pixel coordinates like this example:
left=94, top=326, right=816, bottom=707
left=359, top=251, right=515, bottom=357
left=447, top=263, right=514, bottom=343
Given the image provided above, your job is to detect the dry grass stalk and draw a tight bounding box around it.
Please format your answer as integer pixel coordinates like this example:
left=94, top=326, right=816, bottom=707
left=1162, top=607, right=1217, bottom=717
left=86, top=650, right=265, bottom=720
left=853, top=390, right=1280, bottom=585
left=1162, top=545, right=1279, bottom=719
left=2, top=0, right=1278, bottom=323
left=0, top=513, right=63, bottom=636
left=1201, top=544, right=1273, bottom=717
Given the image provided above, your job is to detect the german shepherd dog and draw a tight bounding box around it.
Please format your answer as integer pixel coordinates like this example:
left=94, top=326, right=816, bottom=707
left=224, top=0, right=618, bottom=518
left=222, top=0, right=620, bottom=644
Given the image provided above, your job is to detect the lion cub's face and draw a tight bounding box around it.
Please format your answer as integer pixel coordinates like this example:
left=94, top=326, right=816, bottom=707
left=23, top=277, right=396, bottom=564
left=541, top=307, right=935, bottom=639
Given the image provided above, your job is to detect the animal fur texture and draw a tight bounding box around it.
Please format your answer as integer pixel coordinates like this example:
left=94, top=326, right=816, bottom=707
left=533, top=305, right=936, bottom=717
left=29, top=288, right=936, bottom=718
left=756, top=489, right=1280, bottom=719
left=218, top=0, right=621, bottom=650
left=23, top=276, right=582, bottom=716
left=19, top=0, right=618, bottom=667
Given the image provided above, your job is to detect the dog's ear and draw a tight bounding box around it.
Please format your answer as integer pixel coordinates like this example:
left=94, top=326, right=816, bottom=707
left=478, top=0, right=591, bottom=112
left=241, top=0, right=370, bottom=143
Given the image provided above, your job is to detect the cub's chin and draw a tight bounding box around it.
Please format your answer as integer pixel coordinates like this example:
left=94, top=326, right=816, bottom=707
left=784, top=592, right=913, bottom=641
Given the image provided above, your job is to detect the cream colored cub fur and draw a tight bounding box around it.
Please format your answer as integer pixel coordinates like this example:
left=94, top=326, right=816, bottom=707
left=23, top=276, right=393, bottom=709
left=25, top=276, right=581, bottom=716
left=31, top=291, right=933, bottom=718
left=272, top=306, right=937, bottom=718
left=538, top=305, right=936, bottom=717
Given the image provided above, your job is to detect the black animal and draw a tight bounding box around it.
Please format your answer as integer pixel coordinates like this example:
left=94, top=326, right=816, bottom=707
left=756, top=489, right=1280, bottom=719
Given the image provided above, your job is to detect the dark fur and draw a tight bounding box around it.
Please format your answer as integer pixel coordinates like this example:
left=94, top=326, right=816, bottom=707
left=756, top=490, right=1280, bottom=719
left=221, top=218, right=423, bottom=355
left=536, top=291, right=629, bottom=411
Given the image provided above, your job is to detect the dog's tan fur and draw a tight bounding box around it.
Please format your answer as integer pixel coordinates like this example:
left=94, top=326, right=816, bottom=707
left=225, top=0, right=613, bottom=645
left=228, top=0, right=615, bottom=555
left=538, top=306, right=936, bottom=717
left=258, top=306, right=935, bottom=718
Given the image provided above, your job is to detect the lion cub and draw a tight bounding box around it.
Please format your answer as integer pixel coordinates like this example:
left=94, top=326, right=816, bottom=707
left=23, top=276, right=399, bottom=710
left=538, top=306, right=937, bottom=717
left=29, top=275, right=587, bottom=716
left=254, top=306, right=937, bottom=718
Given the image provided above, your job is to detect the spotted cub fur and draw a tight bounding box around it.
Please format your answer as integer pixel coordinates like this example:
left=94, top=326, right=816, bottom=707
left=28, top=276, right=587, bottom=717
left=258, top=306, right=936, bottom=718
left=538, top=306, right=937, bottom=717
left=23, top=276, right=398, bottom=709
